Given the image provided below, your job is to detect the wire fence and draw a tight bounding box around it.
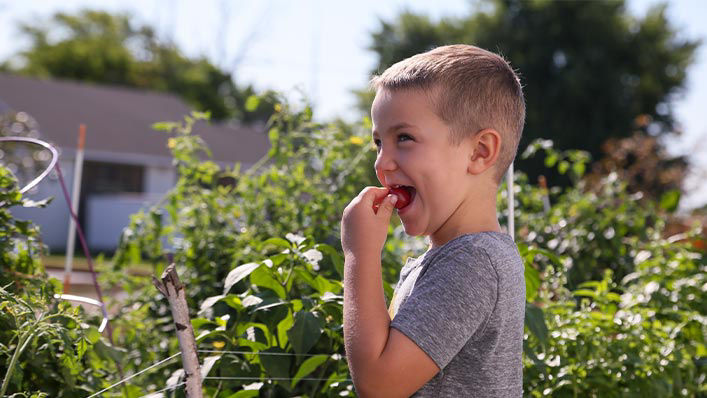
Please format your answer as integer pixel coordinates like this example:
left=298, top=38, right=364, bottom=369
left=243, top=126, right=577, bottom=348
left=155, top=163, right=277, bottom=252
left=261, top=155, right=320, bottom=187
left=83, top=348, right=351, bottom=397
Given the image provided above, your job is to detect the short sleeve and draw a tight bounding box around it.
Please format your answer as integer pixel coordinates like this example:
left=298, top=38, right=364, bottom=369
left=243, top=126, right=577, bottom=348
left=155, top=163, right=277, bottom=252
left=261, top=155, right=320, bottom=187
left=390, top=246, right=499, bottom=370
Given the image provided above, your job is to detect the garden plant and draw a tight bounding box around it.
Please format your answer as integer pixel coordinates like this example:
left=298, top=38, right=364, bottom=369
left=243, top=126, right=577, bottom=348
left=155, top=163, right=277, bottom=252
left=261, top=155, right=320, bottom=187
left=0, top=99, right=704, bottom=396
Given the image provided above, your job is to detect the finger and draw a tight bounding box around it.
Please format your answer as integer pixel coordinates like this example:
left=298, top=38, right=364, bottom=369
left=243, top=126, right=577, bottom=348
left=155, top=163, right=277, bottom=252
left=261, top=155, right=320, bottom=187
left=360, top=186, right=390, bottom=207
left=376, top=194, right=398, bottom=217
left=368, top=187, right=392, bottom=214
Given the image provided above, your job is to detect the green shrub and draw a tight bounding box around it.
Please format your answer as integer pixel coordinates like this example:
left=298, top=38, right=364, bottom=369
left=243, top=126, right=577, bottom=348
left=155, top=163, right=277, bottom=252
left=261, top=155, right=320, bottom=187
left=0, top=166, right=120, bottom=397
left=2, top=99, right=704, bottom=396
left=515, top=142, right=705, bottom=396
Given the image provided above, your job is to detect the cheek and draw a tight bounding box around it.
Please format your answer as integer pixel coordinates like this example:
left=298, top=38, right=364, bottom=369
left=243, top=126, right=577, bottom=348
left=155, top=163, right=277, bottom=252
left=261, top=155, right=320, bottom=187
left=374, top=165, right=386, bottom=186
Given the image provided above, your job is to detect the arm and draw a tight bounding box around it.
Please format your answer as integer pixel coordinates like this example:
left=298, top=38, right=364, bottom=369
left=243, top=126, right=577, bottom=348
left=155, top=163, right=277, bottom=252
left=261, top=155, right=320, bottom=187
left=341, top=187, right=439, bottom=397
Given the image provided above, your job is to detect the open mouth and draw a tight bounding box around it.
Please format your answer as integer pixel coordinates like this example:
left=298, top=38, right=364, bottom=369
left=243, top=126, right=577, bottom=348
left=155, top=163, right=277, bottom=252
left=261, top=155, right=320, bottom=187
left=389, top=184, right=416, bottom=210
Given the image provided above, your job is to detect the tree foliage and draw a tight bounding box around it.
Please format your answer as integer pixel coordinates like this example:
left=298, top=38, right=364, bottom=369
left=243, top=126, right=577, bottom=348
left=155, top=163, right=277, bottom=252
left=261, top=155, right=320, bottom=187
left=359, top=0, right=700, bottom=189
left=4, top=9, right=275, bottom=122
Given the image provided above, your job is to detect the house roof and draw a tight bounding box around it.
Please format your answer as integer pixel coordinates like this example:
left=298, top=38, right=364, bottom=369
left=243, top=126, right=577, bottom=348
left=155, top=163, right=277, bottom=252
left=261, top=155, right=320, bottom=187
left=0, top=73, right=269, bottom=166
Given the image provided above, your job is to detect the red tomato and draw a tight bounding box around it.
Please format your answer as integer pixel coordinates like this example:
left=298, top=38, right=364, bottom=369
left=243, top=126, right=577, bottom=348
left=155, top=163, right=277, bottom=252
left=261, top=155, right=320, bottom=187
left=371, top=187, right=413, bottom=213
left=389, top=186, right=412, bottom=209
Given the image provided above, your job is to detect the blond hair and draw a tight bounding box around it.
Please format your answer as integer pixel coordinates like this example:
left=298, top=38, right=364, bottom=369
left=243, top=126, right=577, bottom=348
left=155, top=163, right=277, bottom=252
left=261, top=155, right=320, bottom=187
left=370, top=44, right=525, bottom=182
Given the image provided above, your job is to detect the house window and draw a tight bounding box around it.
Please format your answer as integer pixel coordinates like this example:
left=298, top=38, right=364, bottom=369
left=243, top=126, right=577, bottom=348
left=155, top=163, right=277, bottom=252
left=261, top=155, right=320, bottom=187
left=82, top=161, right=144, bottom=194
left=77, top=161, right=144, bottom=239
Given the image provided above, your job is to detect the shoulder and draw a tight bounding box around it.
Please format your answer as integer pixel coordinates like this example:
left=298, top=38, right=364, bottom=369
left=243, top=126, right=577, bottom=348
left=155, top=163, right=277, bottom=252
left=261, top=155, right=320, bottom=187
left=428, top=232, right=523, bottom=281
left=417, top=236, right=498, bottom=290
left=433, top=231, right=516, bottom=264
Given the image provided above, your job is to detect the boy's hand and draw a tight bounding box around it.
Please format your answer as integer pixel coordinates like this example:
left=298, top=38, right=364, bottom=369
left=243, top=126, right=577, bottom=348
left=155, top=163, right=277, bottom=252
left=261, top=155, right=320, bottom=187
left=341, top=187, right=398, bottom=261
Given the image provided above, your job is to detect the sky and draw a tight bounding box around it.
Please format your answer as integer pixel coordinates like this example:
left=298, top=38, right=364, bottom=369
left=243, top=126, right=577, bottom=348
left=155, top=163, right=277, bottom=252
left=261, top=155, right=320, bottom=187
left=0, top=0, right=705, bottom=210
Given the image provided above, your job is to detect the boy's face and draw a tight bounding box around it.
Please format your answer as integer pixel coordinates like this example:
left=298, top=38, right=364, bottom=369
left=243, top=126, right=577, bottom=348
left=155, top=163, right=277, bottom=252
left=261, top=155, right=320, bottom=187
left=371, top=88, right=474, bottom=240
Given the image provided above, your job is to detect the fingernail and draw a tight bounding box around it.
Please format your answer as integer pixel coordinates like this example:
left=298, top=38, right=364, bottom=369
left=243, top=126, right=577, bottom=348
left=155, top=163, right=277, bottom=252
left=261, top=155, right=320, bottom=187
left=389, top=194, right=397, bottom=204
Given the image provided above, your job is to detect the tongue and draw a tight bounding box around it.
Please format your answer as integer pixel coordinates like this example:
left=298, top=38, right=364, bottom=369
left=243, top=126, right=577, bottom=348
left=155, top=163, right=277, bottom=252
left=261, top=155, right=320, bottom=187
left=389, top=187, right=412, bottom=209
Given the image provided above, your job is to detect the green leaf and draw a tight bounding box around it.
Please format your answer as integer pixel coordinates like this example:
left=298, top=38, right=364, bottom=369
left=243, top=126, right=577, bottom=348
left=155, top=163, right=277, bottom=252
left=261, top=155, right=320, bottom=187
left=659, top=190, right=680, bottom=212
left=224, top=262, right=262, bottom=294
left=523, top=339, right=543, bottom=368
left=269, top=253, right=289, bottom=266
left=253, top=300, right=289, bottom=330
left=573, top=289, right=597, bottom=298
left=558, top=160, right=570, bottom=174
left=192, top=318, right=218, bottom=332
left=85, top=326, right=101, bottom=344
left=61, top=352, right=79, bottom=375
left=605, top=292, right=621, bottom=302
left=572, top=161, right=586, bottom=177
left=277, top=309, right=294, bottom=349
left=263, top=237, right=292, bottom=249
left=93, top=340, right=127, bottom=363
left=315, top=244, right=344, bottom=278
left=525, top=303, right=548, bottom=349
left=222, top=295, right=244, bottom=311
left=191, top=110, right=211, bottom=120
left=293, top=267, right=317, bottom=290
left=287, top=311, right=324, bottom=355
left=524, top=262, right=540, bottom=302
left=250, top=265, right=286, bottom=299
left=226, top=389, right=261, bottom=398
left=383, top=280, right=394, bottom=303
left=577, top=281, right=601, bottom=289
left=268, top=128, right=280, bottom=145
left=76, top=336, right=89, bottom=360
left=122, top=385, right=142, bottom=398
left=291, top=354, right=328, bottom=387
left=245, top=95, right=260, bottom=112
left=259, top=347, right=292, bottom=379
left=544, top=153, right=558, bottom=167
left=151, top=121, right=178, bottom=132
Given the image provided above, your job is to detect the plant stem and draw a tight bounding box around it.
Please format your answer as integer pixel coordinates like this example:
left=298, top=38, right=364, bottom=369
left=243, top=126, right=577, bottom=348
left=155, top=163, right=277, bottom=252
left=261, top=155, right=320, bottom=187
left=1, top=328, right=38, bottom=396
left=309, top=360, right=329, bottom=397
left=282, top=264, right=295, bottom=293
left=212, top=381, right=223, bottom=398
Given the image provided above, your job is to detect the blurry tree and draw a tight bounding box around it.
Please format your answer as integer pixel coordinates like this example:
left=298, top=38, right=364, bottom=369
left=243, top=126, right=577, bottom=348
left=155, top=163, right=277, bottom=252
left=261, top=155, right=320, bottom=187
left=3, top=9, right=275, bottom=122
left=358, top=0, right=699, bottom=192
left=586, top=131, right=688, bottom=203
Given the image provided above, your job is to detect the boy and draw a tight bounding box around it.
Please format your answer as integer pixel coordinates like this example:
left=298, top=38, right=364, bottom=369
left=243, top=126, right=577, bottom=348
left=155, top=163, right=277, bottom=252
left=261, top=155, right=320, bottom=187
left=340, top=44, right=526, bottom=397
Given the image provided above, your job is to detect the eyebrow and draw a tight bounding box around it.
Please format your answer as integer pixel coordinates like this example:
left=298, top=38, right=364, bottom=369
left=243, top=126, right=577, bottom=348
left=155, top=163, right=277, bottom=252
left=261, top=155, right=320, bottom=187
left=372, top=122, right=416, bottom=137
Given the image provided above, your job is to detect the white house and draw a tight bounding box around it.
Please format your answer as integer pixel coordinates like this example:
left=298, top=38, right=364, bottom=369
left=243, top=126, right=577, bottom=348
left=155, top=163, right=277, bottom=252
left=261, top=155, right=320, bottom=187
left=1, top=73, right=269, bottom=253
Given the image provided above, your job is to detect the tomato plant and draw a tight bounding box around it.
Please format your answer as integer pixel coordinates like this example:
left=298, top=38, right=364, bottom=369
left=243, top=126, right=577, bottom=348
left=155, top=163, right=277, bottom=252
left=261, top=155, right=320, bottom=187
left=1, top=98, right=704, bottom=396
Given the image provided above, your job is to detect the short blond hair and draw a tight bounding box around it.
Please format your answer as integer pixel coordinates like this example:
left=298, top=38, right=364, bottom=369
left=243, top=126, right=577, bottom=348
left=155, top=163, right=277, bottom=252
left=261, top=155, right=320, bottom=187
left=370, top=44, right=525, bottom=182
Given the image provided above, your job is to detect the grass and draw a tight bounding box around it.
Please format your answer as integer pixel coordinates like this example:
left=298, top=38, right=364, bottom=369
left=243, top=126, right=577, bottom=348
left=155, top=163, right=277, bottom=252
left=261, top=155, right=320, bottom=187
left=42, top=254, right=152, bottom=275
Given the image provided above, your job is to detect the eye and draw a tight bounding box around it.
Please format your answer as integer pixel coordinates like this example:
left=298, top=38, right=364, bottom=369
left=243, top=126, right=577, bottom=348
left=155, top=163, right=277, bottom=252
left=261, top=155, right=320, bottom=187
left=373, top=138, right=381, bottom=149
left=397, top=133, right=413, bottom=143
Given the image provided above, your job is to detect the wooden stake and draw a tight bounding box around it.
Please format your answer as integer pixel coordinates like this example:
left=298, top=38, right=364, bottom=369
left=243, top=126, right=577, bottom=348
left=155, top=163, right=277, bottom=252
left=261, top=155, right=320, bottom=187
left=507, top=161, right=515, bottom=241
left=63, top=124, right=87, bottom=293
left=153, top=264, right=203, bottom=397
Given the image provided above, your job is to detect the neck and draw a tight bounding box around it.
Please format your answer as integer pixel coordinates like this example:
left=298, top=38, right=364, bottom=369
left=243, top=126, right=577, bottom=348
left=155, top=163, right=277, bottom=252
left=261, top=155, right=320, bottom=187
left=429, top=184, right=502, bottom=249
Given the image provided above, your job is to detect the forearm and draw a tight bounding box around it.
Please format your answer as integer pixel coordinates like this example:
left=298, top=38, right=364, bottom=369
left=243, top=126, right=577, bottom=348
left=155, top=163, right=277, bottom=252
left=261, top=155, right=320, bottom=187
left=343, top=254, right=391, bottom=382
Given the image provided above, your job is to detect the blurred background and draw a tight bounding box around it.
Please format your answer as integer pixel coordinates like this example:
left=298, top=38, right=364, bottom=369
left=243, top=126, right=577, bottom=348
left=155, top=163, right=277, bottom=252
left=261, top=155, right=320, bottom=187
left=1, top=0, right=705, bottom=256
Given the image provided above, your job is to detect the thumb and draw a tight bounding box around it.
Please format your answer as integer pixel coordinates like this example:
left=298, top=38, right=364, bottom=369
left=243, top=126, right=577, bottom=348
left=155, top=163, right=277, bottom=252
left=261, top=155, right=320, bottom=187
left=376, top=194, right=398, bottom=218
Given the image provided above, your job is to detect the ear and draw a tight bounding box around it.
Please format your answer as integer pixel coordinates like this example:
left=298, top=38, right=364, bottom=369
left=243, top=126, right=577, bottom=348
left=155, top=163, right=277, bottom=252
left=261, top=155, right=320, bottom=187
left=467, top=129, right=501, bottom=176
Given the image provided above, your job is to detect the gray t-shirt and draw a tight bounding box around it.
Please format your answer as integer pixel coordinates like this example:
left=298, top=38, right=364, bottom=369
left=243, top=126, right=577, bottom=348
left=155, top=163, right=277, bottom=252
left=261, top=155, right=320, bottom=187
left=389, top=232, right=525, bottom=397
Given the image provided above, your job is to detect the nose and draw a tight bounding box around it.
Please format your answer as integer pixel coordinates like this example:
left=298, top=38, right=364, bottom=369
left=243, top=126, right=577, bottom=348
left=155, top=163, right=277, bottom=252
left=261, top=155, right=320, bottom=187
left=374, top=144, right=397, bottom=184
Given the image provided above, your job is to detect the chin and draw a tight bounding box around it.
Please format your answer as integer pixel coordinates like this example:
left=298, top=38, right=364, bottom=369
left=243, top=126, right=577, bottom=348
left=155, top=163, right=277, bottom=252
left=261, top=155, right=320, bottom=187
left=401, top=222, right=425, bottom=237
